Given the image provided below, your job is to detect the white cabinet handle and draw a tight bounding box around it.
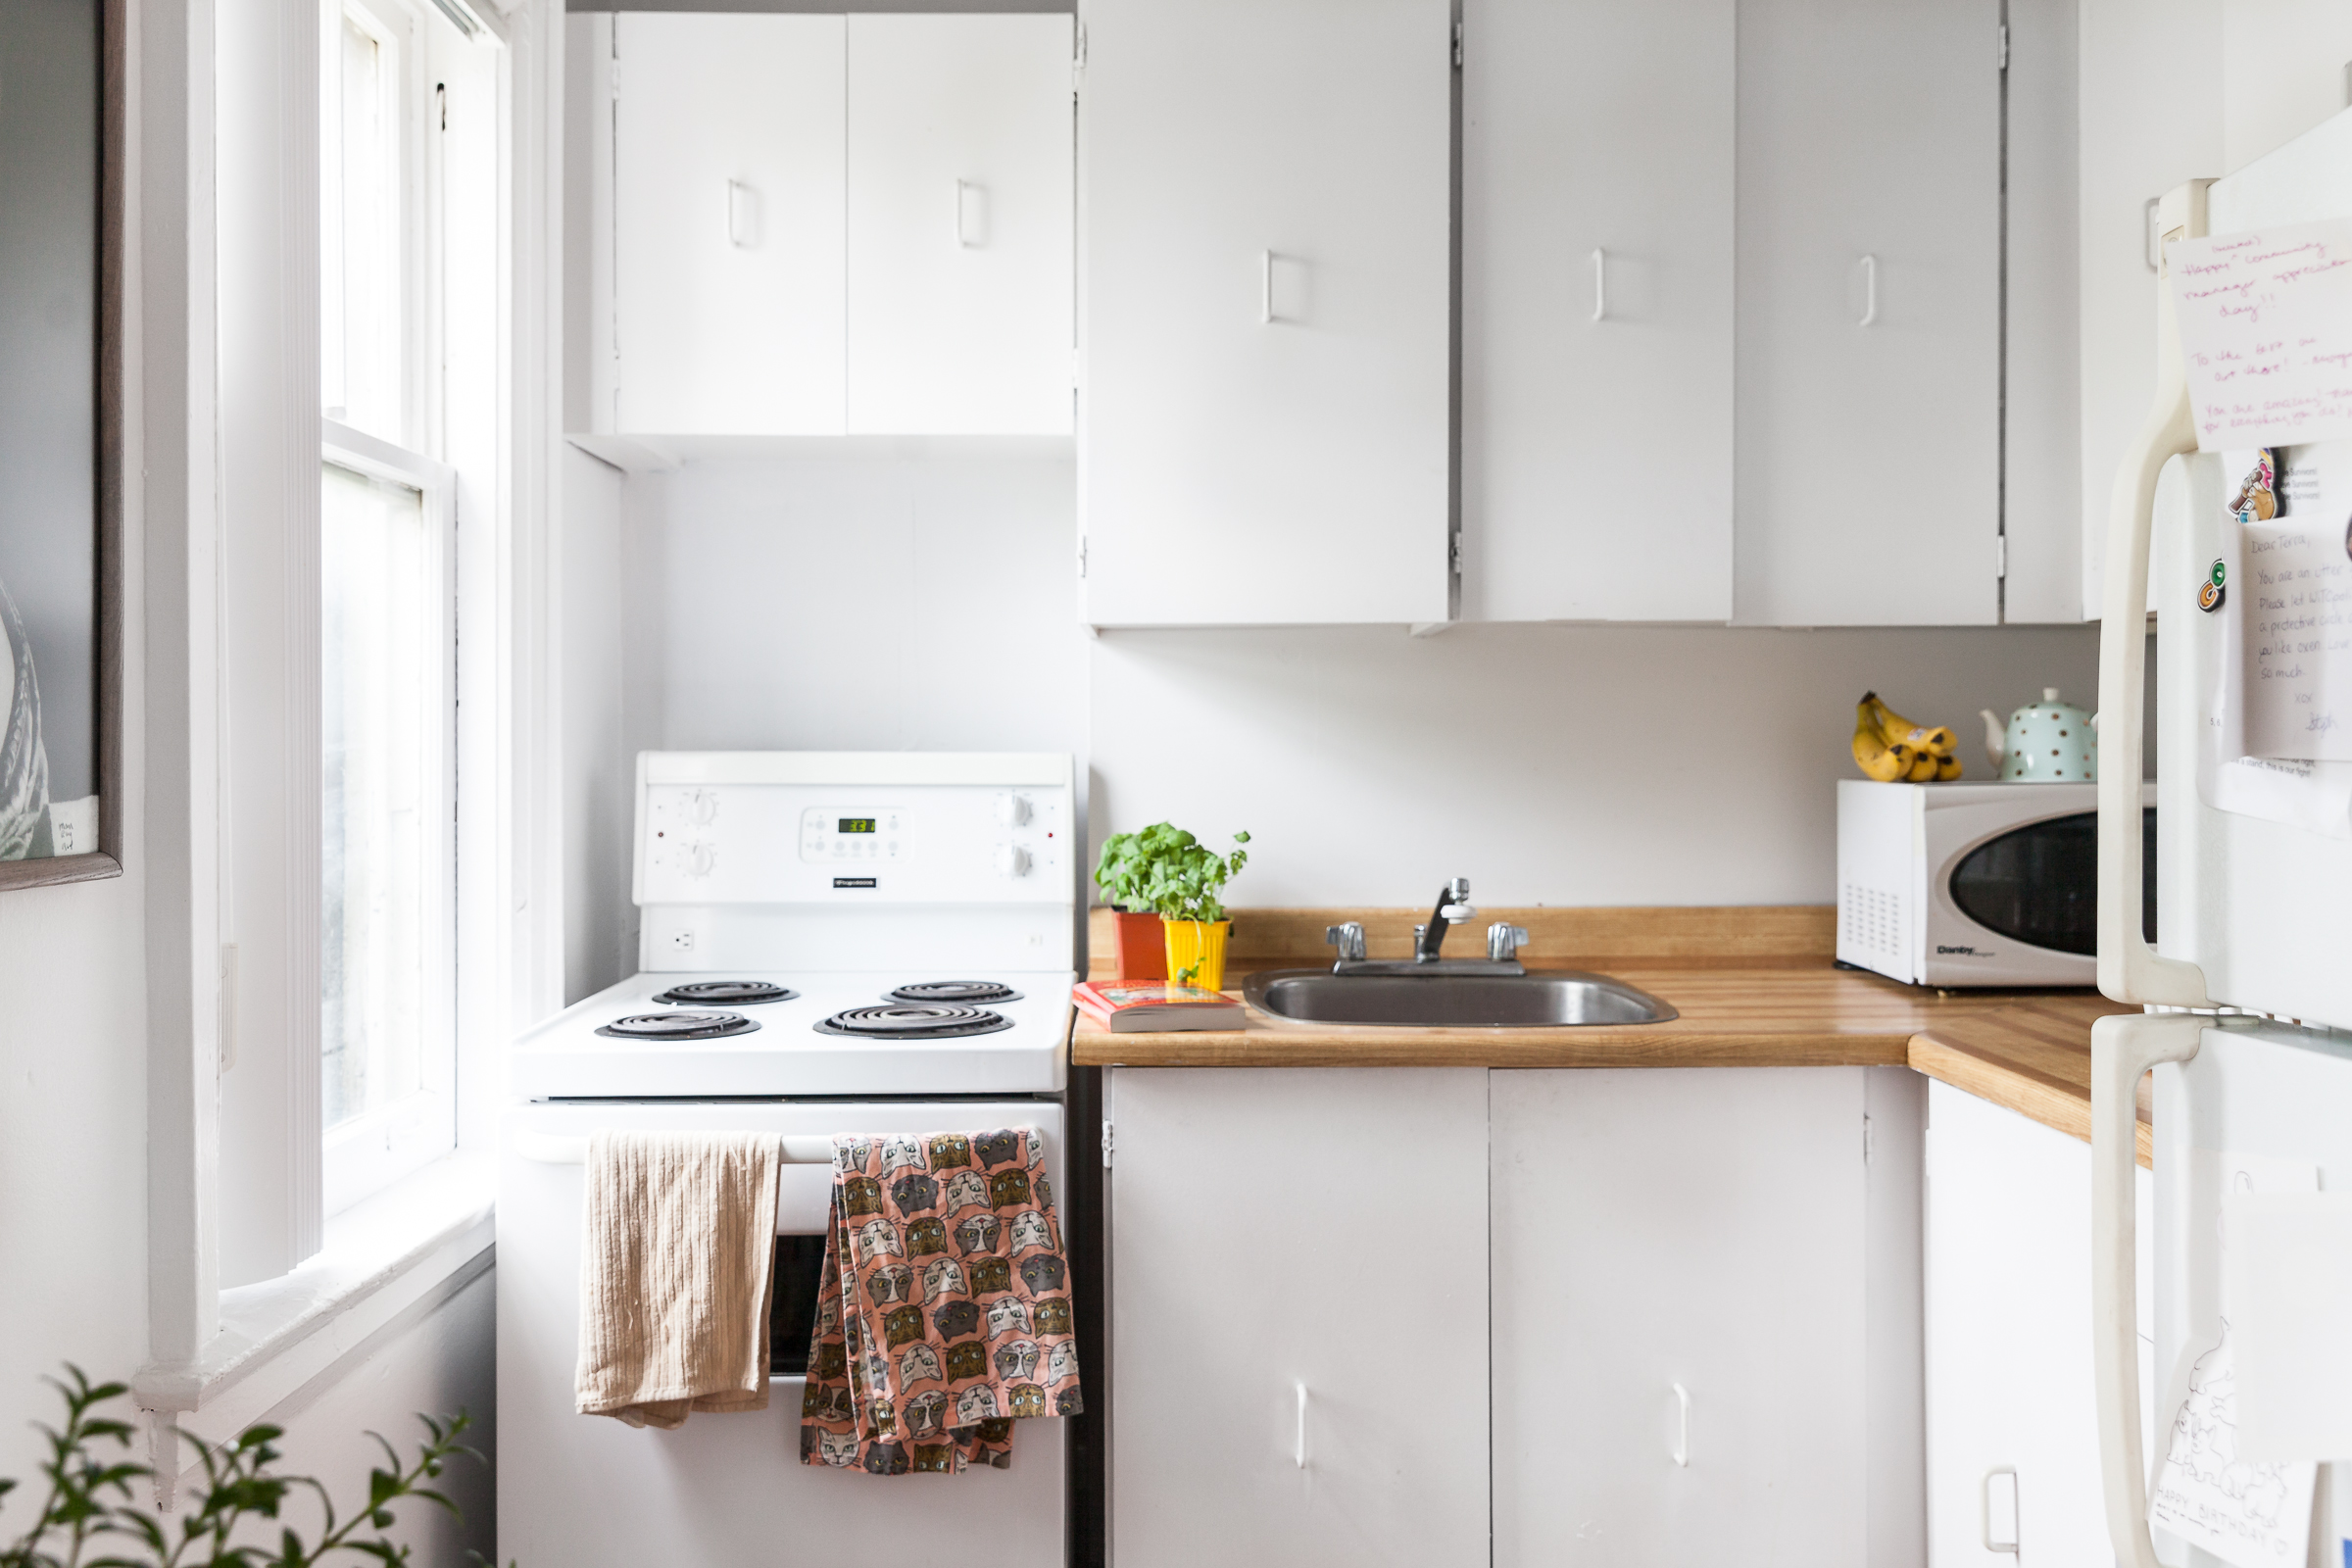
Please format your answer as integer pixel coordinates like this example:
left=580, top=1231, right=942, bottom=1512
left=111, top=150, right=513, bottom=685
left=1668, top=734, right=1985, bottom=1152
left=1981, top=1466, right=2020, bottom=1555
left=726, top=179, right=749, bottom=248
left=1592, top=248, right=1607, bottom=322
left=956, top=179, right=987, bottom=249
left=1670, top=1383, right=1690, bottom=1466
left=1260, top=249, right=1277, bottom=324
left=1294, top=1380, right=1307, bottom=1468
left=1857, top=254, right=1878, bottom=327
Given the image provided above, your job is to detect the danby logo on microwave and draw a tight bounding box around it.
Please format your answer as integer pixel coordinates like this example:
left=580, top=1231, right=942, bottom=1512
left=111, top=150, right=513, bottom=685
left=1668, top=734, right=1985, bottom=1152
left=833, top=877, right=878, bottom=889
left=1936, top=944, right=1989, bottom=956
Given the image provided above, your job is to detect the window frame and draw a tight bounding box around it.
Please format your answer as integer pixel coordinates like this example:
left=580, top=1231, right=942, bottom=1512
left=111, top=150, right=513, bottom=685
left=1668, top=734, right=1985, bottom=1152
left=318, top=416, right=460, bottom=1216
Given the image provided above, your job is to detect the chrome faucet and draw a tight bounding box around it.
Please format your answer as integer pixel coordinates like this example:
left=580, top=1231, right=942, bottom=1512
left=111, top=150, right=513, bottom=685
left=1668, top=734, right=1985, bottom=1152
left=1323, top=879, right=1527, bottom=976
left=1414, top=878, right=1477, bottom=963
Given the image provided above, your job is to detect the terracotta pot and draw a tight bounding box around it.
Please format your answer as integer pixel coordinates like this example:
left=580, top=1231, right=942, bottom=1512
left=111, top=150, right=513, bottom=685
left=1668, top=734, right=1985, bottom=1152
left=1110, top=909, right=1166, bottom=982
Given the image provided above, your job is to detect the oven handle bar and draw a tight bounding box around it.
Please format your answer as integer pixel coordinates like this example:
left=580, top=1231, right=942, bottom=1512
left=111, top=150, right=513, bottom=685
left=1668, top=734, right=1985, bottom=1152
left=514, top=1131, right=842, bottom=1166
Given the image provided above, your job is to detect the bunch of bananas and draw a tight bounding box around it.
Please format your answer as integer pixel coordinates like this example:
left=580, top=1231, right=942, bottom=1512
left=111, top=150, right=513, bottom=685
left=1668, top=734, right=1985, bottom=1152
left=1852, top=692, right=1962, bottom=783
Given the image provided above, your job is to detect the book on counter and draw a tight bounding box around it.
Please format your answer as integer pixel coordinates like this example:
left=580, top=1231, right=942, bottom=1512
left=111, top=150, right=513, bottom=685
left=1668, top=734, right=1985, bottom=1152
left=1072, top=980, right=1244, bottom=1032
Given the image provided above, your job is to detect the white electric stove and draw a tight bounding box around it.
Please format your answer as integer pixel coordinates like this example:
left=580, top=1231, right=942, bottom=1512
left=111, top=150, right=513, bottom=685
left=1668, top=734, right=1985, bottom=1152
left=499, top=753, right=1077, bottom=1566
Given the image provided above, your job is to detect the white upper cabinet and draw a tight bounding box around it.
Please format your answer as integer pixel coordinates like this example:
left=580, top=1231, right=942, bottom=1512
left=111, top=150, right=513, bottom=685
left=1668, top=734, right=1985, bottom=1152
left=608, top=14, right=1073, bottom=439
left=1733, top=0, right=2002, bottom=626
left=613, top=14, right=848, bottom=436
left=1460, top=0, right=1735, bottom=622
left=1079, top=0, right=1453, bottom=626
left=847, top=15, right=1075, bottom=435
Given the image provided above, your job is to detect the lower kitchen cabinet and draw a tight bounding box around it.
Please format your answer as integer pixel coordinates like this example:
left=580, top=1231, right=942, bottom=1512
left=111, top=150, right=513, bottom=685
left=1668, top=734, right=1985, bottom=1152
left=1923, top=1079, right=2152, bottom=1567
left=1104, top=1068, right=1492, bottom=1567
left=1491, top=1065, right=1925, bottom=1567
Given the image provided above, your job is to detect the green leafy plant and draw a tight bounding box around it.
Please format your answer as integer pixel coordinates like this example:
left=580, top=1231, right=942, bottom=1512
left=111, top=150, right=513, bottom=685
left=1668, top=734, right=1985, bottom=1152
left=1093, top=823, right=1250, bottom=925
left=0, top=1365, right=491, bottom=1568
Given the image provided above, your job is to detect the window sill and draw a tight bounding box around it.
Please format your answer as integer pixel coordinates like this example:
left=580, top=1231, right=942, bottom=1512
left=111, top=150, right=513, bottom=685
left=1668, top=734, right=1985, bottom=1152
left=133, top=1153, right=495, bottom=1456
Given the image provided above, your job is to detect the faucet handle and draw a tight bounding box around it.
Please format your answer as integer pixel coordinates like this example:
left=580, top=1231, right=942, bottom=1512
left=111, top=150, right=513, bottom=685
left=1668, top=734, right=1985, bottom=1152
left=1325, top=921, right=1367, bottom=962
left=1488, top=923, right=1530, bottom=962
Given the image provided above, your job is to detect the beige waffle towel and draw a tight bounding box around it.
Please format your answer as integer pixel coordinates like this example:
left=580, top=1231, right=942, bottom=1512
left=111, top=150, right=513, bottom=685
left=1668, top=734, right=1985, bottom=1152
left=575, top=1131, right=781, bottom=1429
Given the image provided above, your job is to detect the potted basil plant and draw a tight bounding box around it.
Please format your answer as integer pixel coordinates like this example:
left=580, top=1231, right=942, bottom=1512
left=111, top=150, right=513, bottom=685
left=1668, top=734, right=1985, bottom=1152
left=1093, top=824, right=1250, bottom=991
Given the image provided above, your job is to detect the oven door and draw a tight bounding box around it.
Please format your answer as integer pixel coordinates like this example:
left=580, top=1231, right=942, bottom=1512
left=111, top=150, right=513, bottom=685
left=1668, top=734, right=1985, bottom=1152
left=497, top=1100, right=1067, bottom=1564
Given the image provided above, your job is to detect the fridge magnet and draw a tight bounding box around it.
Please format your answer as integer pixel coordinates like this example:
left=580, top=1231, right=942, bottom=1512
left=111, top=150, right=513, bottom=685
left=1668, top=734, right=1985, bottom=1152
left=2230, top=449, right=2279, bottom=523
left=2199, top=559, right=2227, bottom=612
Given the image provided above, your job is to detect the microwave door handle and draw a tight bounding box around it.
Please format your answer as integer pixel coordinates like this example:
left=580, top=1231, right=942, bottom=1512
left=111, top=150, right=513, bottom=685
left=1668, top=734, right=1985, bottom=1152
left=2091, top=1013, right=2202, bottom=1568
left=2097, top=177, right=2211, bottom=1009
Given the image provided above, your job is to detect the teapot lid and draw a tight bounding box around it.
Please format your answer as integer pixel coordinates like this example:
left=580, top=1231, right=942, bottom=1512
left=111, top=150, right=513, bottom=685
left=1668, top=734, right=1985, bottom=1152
left=2042, top=687, right=2060, bottom=702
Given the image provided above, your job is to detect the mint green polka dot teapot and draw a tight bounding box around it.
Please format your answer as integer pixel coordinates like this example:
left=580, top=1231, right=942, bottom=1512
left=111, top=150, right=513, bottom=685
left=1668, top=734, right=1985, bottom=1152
left=1979, top=688, right=2096, bottom=783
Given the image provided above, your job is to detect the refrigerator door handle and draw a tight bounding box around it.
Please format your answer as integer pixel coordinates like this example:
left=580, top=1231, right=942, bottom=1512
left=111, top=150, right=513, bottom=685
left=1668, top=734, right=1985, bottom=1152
left=2092, top=1012, right=2203, bottom=1568
left=2096, top=178, right=2213, bottom=1008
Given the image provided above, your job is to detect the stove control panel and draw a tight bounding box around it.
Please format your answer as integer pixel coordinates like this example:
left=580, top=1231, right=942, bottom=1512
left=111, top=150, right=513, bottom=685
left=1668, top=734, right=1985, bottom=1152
left=636, top=766, right=1071, bottom=906
left=800, top=808, right=906, bottom=864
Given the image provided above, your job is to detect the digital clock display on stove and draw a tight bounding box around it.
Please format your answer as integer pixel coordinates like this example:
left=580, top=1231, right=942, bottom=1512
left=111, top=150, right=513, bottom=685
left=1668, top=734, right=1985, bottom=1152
left=837, top=817, right=877, bottom=834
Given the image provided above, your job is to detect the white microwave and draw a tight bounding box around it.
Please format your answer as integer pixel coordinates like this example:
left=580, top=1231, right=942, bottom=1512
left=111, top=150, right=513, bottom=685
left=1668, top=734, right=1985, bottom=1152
left=1835, top=779, right=2156, bottom=988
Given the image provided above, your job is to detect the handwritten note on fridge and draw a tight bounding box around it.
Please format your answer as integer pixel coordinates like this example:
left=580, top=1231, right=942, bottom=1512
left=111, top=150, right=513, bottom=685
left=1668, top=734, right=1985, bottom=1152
left=2243, top=519, right=2352, bottom=760
left=2173, top=220, right=2352, bottom=450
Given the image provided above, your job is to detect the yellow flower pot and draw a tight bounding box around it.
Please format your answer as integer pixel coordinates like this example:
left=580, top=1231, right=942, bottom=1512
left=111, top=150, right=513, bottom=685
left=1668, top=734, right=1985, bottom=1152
left=1161, top=919, right=1231, bottom=993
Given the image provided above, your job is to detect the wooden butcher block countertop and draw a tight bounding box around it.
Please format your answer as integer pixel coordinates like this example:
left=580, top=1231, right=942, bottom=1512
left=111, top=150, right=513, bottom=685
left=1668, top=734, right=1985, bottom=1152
left=1069, top=906, right=2148, bottom=1160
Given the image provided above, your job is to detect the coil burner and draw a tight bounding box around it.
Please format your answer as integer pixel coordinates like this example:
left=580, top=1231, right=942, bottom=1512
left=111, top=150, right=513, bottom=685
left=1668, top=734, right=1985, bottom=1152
left=652, top=980, right=798, bottom=1006
left=883, top=980, right=1021, bottom=1004
left=814, top=1004, right=1011, bottom=1041
left=595, top=1010, right=760, bottom=1041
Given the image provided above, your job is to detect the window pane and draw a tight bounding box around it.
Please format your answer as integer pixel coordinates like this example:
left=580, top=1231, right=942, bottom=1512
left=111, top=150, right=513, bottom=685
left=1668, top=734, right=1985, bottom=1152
left=321, top=461, right=431, bottom=1131
left=321, top=8, right=401, bottom=438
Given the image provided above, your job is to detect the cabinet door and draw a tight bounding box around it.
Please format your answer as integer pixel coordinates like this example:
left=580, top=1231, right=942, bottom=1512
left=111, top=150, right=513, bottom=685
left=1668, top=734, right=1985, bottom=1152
left=1460, top=0, right=1735, bottom=622
left=1108, top=1068, right=1489, bottom=1566
left=1078, top=0, right=1452, bottom=626
left=612, top=14, right=845, bottom=435
left=1923, top=1081, right=2152, bottom=1567
left=1492, top=1067, right=1873, bottom=1567
left=847, top=16, right=1074, bottom=435
left=1733, top=0, right=2001, bottom=626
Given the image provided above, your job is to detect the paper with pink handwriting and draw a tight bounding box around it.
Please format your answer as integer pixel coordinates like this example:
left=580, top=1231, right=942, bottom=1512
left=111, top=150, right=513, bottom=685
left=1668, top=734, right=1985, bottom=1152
left=2173, top=220, right=2352, bottom=451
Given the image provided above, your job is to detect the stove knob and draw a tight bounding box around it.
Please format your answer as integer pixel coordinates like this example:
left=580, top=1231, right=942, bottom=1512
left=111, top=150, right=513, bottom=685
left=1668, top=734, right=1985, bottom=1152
left=995, top=844, right=1031, bottom=878
left=687, top=790, right=718, bottom=825
left=996, top=792, right=1031, bottom=827
left=688, top=843, right=715, bottom=877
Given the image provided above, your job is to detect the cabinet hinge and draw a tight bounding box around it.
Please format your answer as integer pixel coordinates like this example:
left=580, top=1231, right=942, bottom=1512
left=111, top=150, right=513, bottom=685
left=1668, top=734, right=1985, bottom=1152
left=1101, top=1120, right=1114, bottom=1168
left=1074, top=22, right=1087, bottom=70
left=1996, top=23, right=2009, bottom=71
left=1077, top=536, right=1088, bottom=579
left=1995, top=533, right=2008, bottom=580
left=1451, top=19, right=1463, bottom=69
left=1448, top=530, right=1462, bottom=577
left=1863, top=1113, right=1874, bottom=1164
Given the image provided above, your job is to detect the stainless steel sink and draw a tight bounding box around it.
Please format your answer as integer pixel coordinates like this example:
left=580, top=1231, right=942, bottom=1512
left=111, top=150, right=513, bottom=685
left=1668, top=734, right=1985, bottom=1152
left=1243, top=969, right=1678, bottom=1028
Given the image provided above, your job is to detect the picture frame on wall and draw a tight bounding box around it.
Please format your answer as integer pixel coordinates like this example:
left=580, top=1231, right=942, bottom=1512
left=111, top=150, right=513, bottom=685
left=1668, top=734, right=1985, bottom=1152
left=0, top=0, right=123, bottom=892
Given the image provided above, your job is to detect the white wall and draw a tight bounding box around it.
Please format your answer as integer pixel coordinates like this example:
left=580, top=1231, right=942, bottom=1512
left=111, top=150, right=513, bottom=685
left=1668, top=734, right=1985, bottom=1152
left=556, top=442, right=1090, bottom=995
left=563, top=446, right=629, bottom=1004
left=1089, top=623, right=2112, bottom=906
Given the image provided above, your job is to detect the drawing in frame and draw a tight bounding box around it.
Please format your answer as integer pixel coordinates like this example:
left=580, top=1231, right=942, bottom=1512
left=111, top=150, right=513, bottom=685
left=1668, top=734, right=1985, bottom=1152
left=0, top=0, right=123, bottom=891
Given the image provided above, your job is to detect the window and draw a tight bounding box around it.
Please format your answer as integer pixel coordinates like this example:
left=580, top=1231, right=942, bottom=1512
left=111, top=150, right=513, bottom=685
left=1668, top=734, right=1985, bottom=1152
left=318, top=0, right=460, bottom=1213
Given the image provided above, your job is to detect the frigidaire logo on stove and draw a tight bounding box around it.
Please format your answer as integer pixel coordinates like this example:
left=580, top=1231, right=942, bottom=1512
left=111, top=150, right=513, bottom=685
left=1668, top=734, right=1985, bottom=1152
left=833, top=876, right=877, bottom=889
left=1936, top=944, right=1986, bottom=956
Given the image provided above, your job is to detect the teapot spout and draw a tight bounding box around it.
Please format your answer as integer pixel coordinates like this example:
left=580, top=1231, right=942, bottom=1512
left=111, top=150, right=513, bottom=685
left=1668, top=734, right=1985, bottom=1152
left=1980, top=709, right=2006, bottom=770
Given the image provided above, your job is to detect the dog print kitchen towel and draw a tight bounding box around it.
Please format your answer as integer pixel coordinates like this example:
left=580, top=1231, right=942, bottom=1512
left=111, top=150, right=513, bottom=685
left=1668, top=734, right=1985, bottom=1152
left=802, top=1128, right=1083, bottom=1474
left=576, top=1130, right=781, bottom=1429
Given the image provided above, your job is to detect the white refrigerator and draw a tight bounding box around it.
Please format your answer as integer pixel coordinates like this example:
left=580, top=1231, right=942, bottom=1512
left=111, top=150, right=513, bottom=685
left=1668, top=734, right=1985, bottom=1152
left=2095, top=107, right=2352, bottom=1568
